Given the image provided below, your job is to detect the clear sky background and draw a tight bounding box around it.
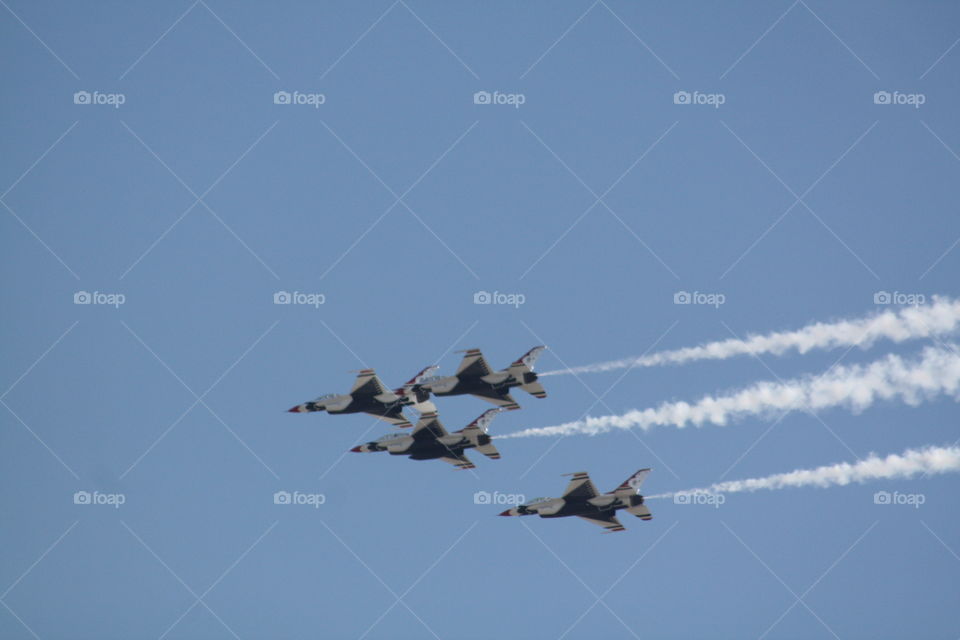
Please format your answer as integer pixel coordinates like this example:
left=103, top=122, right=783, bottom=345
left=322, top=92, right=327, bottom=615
left=2, top=2, right=959, bottom=638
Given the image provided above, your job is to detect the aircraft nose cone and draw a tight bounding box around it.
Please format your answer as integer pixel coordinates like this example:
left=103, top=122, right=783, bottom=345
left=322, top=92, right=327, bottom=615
left=288, top=405, right=301, bottom=413
left=350, top=446, right=363, bottom=453
left=499, top=509, right=513, bottom=516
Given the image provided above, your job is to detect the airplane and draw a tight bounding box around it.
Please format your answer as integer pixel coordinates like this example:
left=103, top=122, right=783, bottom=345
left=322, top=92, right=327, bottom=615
left=498, top=469, right=653, bottom=533
left=415, top=346, right=547, bottom=411
left=287, top=366, right=438, bottom=428
left=350, top=409, right=502, bottom=470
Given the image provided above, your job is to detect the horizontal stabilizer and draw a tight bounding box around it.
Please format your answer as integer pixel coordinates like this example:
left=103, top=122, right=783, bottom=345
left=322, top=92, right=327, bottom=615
left=626, top=504, right=653, bottom=520
left=521, top=381, right=547, bottom=399
left=475, top=442, right=501, bottom=460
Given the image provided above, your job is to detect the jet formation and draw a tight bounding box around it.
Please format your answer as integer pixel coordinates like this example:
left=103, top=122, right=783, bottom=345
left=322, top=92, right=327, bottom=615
left=289, top=346, right=546, bottom=426
left=288, top=346, right=654, bottom=533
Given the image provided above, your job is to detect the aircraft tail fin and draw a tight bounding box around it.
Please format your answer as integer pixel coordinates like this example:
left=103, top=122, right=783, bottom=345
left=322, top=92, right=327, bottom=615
left=456, top=408, right=502, bottom=434
left=609, top=468, right=651, bottom=497
left=457, top=409, right=503, bottom=460
left=508, top=346, right=546, bottom=372
left=507, top=347, right=547, bottom=399
left=396, top=365, right=438, bottom=404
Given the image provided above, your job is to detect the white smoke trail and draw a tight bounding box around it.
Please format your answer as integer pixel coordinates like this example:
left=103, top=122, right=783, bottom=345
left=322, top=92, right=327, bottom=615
left=542, top=296, right=960, bottom=376
left=646, top=444, right=960, bottom=499
left=503, top=345, right=960, bottom=438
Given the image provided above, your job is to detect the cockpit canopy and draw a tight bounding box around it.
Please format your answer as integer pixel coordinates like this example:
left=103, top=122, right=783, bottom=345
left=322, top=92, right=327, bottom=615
left=524, top=497, right=552, bottom=506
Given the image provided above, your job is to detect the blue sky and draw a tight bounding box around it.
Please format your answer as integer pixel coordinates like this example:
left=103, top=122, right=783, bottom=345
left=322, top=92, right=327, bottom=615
left=2, top=1, right=959, bottom=638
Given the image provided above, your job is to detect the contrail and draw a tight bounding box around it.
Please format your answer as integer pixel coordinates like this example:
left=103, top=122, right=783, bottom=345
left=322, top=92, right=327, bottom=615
left=503, top=344, right=960, bottom=438
left=542, top=296, right=960, bottom=376
left=645, top=444, right=960, bottom=499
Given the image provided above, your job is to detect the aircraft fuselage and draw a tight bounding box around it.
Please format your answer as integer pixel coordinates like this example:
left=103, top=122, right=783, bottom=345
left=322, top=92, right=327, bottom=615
left=424, top=371, right=537, bottom=398
left=517, top=494, right=645, bottom=519
left=359, top=433, right=491, bottom=462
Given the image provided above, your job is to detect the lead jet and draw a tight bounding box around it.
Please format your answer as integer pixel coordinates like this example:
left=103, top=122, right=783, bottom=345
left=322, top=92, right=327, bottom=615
left=287, top=366, right=438, bottom=428
left=350, top=409, right=502, bottom=470
left=416, top=346, right=547, bottom=411
left=499, top=469, right=652, bottom=533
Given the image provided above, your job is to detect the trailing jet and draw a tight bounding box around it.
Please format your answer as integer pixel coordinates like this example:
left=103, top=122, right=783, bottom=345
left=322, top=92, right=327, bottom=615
left=416, top=346, right=547, bottom=411
left=287, top=366, right=438, bottom=428
left=499, top=469, right=652, bottom=533
left=350, top=409, right=502, bottom=470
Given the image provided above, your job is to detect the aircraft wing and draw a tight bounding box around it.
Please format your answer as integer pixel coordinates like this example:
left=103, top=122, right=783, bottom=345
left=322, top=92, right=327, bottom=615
left=455, top=349, right=493, bottom=378
left=350, top=369, right=389, bottom=398
left=562, top=472, right=599, bottom=500
left=469, top=388, right=521, bottom=411
left=577, top=512, right=626, bottom=533
left=411, top=412, right=447, bottom=440
left=438, top=453, right=476, bottom=470
left=362, top=405, right=412, bottom=428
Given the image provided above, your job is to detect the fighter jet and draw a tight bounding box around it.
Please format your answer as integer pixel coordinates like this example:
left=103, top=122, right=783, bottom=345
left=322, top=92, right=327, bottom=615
left=416, top=346, right=547, bottom=411
left=499, top=469, right=652, bottom=533
left=350, top=409, right=502, bottom=470
left=287, top=366, right=438, bottom=428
